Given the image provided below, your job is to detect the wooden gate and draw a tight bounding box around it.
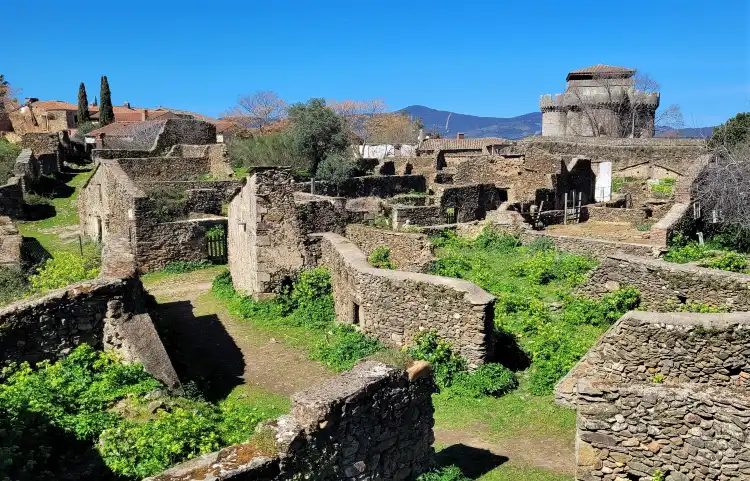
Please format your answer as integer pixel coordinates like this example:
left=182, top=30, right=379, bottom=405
left=207, top=227, right=228, bottom=264
left=563, top=190, right=582, bottom=225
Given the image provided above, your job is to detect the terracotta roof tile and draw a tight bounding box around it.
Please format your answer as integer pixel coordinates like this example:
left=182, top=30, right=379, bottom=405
left=567, top=64, right=636, bottom=81
left=418, top=137, right=508, bottom=152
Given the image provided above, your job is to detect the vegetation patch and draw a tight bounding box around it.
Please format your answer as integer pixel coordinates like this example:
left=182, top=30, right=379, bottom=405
left=212, top=268, right=385, bottom=372
left=28, top=250, right=101, bottom=294
left=0, top=265, right=27, bottom=306
left=650, top=177, right=675, bottom=198
left=0, top=138, right=21, bottom=184
left=368, top=246, right=396, bottom=269
left=0, top=345, right=281, bottom=480
left=429, top=229, right=639, bottom=395
left=664, top=233, right=749, bottom=272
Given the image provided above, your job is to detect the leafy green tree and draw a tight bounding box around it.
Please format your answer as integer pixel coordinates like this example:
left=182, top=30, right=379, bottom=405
left=77, top=82, right=90, bottom=124
left=315, top=152, right=358, bottom=183
left=287, top=98, right=349, bottom=175
left=99, top=76, right=114, bottom=126
left=709, top=112, right=750, bottom=150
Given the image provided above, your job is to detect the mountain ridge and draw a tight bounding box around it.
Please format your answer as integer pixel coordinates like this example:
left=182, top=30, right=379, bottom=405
left=400, top=105, right=714, bottom=140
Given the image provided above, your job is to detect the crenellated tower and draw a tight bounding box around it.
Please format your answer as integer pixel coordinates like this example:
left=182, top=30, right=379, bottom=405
left=540, top=65, right=660, bottom=137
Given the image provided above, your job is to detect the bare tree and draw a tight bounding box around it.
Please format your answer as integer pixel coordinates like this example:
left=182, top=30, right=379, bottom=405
left=224, top=91, right=288, bottom=133
left=694, top=139, right=750, bottom=236
left=328, top=99, right=387, bottom=157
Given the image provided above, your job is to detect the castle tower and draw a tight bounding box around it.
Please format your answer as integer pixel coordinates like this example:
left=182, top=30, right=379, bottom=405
left=540, top=65, right=660, bottom=137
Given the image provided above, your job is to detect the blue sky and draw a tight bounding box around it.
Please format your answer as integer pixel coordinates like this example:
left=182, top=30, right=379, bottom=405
left=4, top=0, right=748, bottom=126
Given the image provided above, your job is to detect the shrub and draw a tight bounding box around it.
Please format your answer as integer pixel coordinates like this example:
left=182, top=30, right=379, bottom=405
left=368, top=246, right=396, bottom=269
left=161, top=259, right=214, bottom=274
left=0, top=138, right=21, bottom=184
left=510, top=250, right=595, bottom=285
left=663, top=241, right=710, bottom=263
left=650, top=177, right=676, bottom=198
left=0, top=266, right=26, bottom=306
left=23, top=193, right=52, bottom=206
left=700, top=251, right=748, bottom=272
left=417, top=465, right=471, bottom=481
left=148, top=186, right=188, bottom=223
left=0, top=345, right=276, bottom=480
left=474, top=230, right=521, bottom=252
left=408, top=330, right=467, bottom=388
left=636, top=223, right=653, bottom=231
left=28, top=251, right=100, bottom=293
left=315, top=152, right=359, bottom=183
left=449, top=363, right=517, bottom=398
left=310, top=324, right=384, bottom=372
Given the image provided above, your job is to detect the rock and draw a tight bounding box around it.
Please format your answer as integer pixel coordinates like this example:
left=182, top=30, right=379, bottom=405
left=147, top=400, right=166, bottom=414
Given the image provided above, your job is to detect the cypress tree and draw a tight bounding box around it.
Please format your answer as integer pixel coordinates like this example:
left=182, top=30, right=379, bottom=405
left=93, top=96, right=98, bottom=107
left=99, top=76, right=114, bottom=125
left=77, top=82, right=90, bottom=124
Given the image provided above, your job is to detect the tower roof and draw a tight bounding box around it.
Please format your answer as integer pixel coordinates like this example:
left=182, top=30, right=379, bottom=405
left=566, top=64, right=636, bottom=81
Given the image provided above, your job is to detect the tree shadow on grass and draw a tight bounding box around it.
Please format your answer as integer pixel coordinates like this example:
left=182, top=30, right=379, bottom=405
left=149, top=299, right=245, bottom=402
left=435, top=444, right=508, bottom=478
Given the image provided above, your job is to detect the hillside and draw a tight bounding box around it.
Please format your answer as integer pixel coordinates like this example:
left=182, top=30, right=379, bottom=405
left=401, top=105, right=714, bottom=140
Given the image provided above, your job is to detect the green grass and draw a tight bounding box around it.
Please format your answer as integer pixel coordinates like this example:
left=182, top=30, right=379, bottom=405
left=17, top=168, right=96, bottom=256
left=433, top=377, right=575, bottom=445
left=475, top=465, right=571, bottom=481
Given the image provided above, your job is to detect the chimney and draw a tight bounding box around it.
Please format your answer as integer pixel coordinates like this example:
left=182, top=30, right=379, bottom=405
left=123, top=101, right=131, bottom=109
left=456, top=132, right=465, bottom=139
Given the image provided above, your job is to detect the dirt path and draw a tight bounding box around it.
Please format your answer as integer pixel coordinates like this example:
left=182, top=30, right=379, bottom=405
left=143, top=269, right=573, bottom=478
left=434, top=427, right=574, bottom=475
left=144, top=269, right=333, bottom=399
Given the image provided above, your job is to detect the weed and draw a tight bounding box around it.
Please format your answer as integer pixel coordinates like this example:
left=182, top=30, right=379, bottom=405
left=417, top=465, right=470, bottom=481
left=368, top=246, right=396, bottom=269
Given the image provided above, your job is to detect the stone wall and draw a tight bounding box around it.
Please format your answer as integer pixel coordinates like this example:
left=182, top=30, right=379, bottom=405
left=140, top=180, right=242, bottom=215
left=229, top=169, right=347, bottom=297
left=453, top=154, right=557, bottom=203
left=519, top=137, right=705, bottom=177
left=295, top=174, right=427, bottom=198
left=145, top=360, right=436, bottom=481
left=12, top=148, right=42, bottom=192
left=391, top=204, right=444, bottom=228
left=0, top=276, right=179, bottom=387
left=318, top=232, right=495, bottom=365
left=135, top=217, right=227, bottom=273
left=117, top=157, right=211, bottom=181
left=152, top=119, right=216, bottom=153
left=583, top=205, right=650, bottom=225
left=0, top=177, right=23, bottom=218
left=0, top=216, right=21, bottom=268
left=78, top=160, right=147, bottom=243
left=20, top=132, right=64, bottom=174
left=483, top=225, right=662, bottom=259
left=437, top=183, right=502, bottom=222
left=345, top=224, right=435, bottom=273
left=556, top=311, right=750, bottom=407
left=573, top=380, right=749, bottom=481
left=577, top=253, right=750, bottom=310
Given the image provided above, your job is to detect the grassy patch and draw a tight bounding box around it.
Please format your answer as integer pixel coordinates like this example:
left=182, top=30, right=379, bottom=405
left=211, top=268, right=387, bottom=372
left=475, top=464, right=571, bottom=481
left=17, top=168, right=96, bottom=256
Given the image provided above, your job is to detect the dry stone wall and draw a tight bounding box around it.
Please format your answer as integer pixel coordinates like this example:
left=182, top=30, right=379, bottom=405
left=145, top=360, right=436, bottom=481
left=574, top=380, right=750, bottom=481
left=229, top=169, right=347, bottom=297
left=391, top=204, right=444, bottom=228
left=295, top=175, right=427, bottom=198
left=0, top=216, right=21, bottom=267
left=556, top=311, right=750, bottom=407
left=318, top=232, right=495, bottom=365
left=0, top=177, right=23, bottom=218
left=345, top=224, right=435, bottom=273
left=0, top=276, right=179, bottom=387
left=577, top=253, right=750, bottom=310
left=135, top=217, right=226, bottom=272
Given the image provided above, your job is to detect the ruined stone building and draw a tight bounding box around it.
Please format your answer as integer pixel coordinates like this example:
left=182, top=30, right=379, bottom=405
left=78, top=119, right=241, bottom=272
left=540, top=65, right=660, bottom=137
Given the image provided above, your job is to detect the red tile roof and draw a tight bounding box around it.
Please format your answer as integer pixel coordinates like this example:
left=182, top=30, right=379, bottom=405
left=418, top=137, right=508, bottom=152
left=567, top=64, right=636, bottom=81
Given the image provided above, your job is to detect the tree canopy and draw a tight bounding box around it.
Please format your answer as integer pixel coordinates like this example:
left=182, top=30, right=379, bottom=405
left=99, top=76, right=114, bottom=126
left=287, top=98, right=349, bottom=175
left=77, top=82, right=90, bottom=124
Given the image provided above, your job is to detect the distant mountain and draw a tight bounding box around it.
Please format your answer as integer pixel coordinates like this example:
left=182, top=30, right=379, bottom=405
left=400, top=105, right=542, bottom=140
left=401, top=105, right=714, bottom=140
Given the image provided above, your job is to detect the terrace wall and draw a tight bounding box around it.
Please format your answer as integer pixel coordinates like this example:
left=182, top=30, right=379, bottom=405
left=345, top=224, right=436, bottom=273
left=577, top=253, right=750, bottom=311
